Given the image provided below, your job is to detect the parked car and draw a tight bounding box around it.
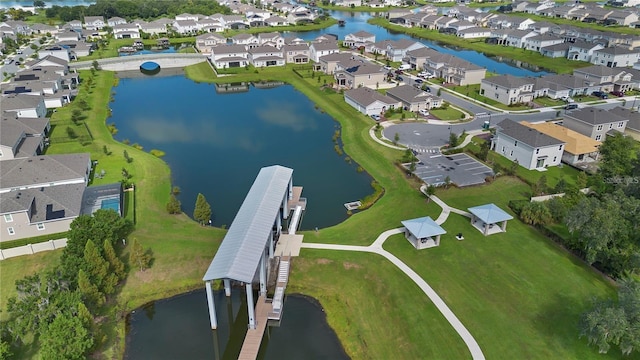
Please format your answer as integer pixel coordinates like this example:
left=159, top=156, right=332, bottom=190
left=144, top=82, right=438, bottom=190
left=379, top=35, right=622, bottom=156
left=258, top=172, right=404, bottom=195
left=418, top=109, right=429, bottom=116
left=414, top=78, right=423, bottom=84
left=423, top=86, right=431, bottom=93
left=610, top=91, right=625, bottom=97
left=592, top=91, right=608, bottom=99
left=418, top=71, right=434, bottom=79
left=383, top=65, right=393, bottom=71
left=370, top=114, right=381, bottom=121
left=565, top=103, right=579, bottom=110
left=396, top=76, right=404, bottom=82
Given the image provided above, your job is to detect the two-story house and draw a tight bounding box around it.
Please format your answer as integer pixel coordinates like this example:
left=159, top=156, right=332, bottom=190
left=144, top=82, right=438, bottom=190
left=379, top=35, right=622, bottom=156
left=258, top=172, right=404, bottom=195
left=343, top=31, right=376, bottom=49
left=334, top=63, right=386, bottom=89
left=196, top=33, right=227, bottom=54
left=210, top=44, right=249, bottom=68
left=590, top=46, right=640, bottom=68
left=0, top=94, right=47, bottom=118
left=283, top=43, right=310, bottom=64
left=83, top=16, right=105, bottom=31
left=385, top=85, right=442, bottom=112
left=248, top=45, right=285, bottom=67
left=344, top=87, right=401, bottom=116
left=480, top=75, right=535, bottom=105
left=562, top=107, right=628, bottom=141
left=492, top=119, right=565, bottom=170
left=309, top=41, right=340, bottom=62
left=0, top=113, right=50, bottom=161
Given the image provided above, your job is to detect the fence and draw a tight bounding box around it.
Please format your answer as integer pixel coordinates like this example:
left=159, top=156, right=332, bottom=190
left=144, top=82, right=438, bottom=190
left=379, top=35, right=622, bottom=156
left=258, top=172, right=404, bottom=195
left=0, top=239, right=67, bottom=261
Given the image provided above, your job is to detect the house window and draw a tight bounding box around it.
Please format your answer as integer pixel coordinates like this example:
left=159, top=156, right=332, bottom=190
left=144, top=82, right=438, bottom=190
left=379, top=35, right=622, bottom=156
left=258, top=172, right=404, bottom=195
left=514, top=140, right=518, bottom=146
left=510, top=150, right=513, bottom=156
left=536, top=149, right=540, bottom=154
left=609, top=123, right=614, bottom=129
left=618, top=122, right=624, bottom=128
left=559, top=145, right=563, bottom=151
left=37, top=223, right=45, bottom=231
left=596, top=125, right=603, bottom=131
left=595, top=134, right=602, bottom=141
left=553, top=156, right=557, bottom=162
left=7, top=227, right=15, bottom=236
left=501, top=146, right=505, bottom=153
left=3, top=214, right=13, bottom=223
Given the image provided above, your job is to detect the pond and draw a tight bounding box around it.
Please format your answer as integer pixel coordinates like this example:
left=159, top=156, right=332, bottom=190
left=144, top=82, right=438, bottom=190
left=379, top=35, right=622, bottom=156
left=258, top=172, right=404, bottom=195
left=125, top=289, right=350, bottom=360
left=286, top=10, right=549, bottom=76
left=109, top=73, right=373, bottom=229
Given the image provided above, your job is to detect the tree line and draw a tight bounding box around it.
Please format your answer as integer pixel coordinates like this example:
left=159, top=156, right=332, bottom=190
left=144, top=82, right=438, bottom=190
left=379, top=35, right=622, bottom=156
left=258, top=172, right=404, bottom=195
left=0, top=210, right=151, bottom=359
left=45, top=0, right=232, bottom=22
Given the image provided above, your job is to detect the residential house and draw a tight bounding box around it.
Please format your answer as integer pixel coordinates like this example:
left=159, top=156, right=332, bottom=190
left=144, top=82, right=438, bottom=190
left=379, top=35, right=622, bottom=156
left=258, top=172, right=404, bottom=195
left=562, top=107, right=628, bottom=141
left=386, top=39, right=426, bottom=62
left=334, top=0, right=362, bottom=6
left=609, top=107, right=640, bottom=141
left=0, top=113, right=50, bottom=161
left=422, top=49, right=486, bottom=85
left=1, top=20, right=31, bottom=35
left=605, top=10, right=639, bottom=26
left=480, top=75, right=535, bottom=105
left=112, top=23, right=140, bottom=39
left=39, top=45, right=72, bottom=62
left=406, top=47, right=434, bottom=70
left=344, top=87, right=400, bottom=116
left=505, top=30, right=537, bottom=48
left=521, top=121, right=600, bottom=166
left=173, top=20, right=198, bottom=35
left=539, top=42, right=571, bottom=58
left=283, top=43, right=310, bottom=64
left=65, top=20, right=83, bottom=32
left=257, top=32, right=284, bottom=48
left=287, top=6, right=315, bottom=24
left=492, top=119, right=565, bottom=170
left=140, top=19, right=171, bottom=35
left=573, top=65, right=635, bottom=92
left=343, top=31, right=376, bottom=48
left=1, top=94, right=47, bottom=118
left=457, top=27, right=492, bottom=39
left=210, top=44, right=249, bottom=68
left=591, top=46, right=640, bottom=68
left=231, top=33, right=259, bottom=48
left=83, top=16, right=105, bottom=31
left=334, top=63, right=386, bottom=89
left=56, top=29, right=80, bottom=42
left=309, top=41, right=340, bottom=62
left=248, top=45, right=285, bottom=67
left=196, top=33, right=227, bottom=54
left=30, top=23, right=57, bottom=36
left=535, top=74, right=601, bottom=99
left=524, top=34, right=564, bottom=52
left=175, top=13, right=200, bottom=21
left=265, top=16, right=288, bottom=27
left=197, top=17, right=225, bottom=33
left=318, top=52, right=358, bottom=74
left=567, top=40, right=606, bottom=62
left=57, top=40, right=93, bottom=59
left=0, top=153, right=91, bottom=194
left=385, top=85, right=442, bottom=112
left=107, top=17, right=127, bottom=27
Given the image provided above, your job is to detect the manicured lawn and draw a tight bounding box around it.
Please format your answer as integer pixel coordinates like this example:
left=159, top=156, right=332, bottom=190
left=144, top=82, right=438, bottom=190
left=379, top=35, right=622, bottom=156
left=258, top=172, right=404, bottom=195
left=450, top=84, right=532, bottom=111
left=505, top=11, right=640, bottom=36
left=534, top=96, right=565, bottom=107
left=430, top=106, right=465, bottom=120
left=368, top=18, right=592, bottom=74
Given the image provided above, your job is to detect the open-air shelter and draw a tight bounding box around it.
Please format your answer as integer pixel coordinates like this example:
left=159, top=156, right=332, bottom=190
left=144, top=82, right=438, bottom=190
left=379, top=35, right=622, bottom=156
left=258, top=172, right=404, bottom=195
left=467, top=203, right=513, bottom=236
left=202, top=165, right=294, bottom=330
left=401, top=216, right=446, bottom=249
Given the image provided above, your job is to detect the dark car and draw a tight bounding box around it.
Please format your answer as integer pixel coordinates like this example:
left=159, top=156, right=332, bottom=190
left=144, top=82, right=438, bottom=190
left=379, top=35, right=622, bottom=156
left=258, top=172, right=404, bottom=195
left=423, top=86, right=431, bottom=93
left=592, top=91, right=608, bottom=99
left=565, top=103, right=579, bottom=110
left=610, top=91, right=625, bottom=97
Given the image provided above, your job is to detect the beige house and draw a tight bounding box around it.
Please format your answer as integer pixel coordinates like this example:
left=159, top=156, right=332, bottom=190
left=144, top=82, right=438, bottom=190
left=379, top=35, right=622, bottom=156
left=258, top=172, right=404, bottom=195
left=283, top=43, right=310, bottom=64
left=385, top=85, right=442, bottom=112
left=334, top=63, right=385, bottom=89
left=522, top=121, right=600, bottom=166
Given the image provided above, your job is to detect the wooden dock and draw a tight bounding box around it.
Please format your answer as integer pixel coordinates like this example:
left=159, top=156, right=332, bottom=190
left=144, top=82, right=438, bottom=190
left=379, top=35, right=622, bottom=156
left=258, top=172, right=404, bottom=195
left=238, top=295, right=271, bottom=360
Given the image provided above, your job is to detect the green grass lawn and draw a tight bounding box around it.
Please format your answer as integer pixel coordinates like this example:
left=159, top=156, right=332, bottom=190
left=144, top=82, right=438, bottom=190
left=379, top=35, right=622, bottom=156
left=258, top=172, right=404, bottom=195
left=534, top=96, right=565, bottom=107
left=450, top=84, right=532, bottom=111
left=505, top=11, right=640, bottom=36
left=430, top=106, right=465, bottom=120
left=368, top=18, right=592, bottom=74
left=0, top=62, right=629, bottom=359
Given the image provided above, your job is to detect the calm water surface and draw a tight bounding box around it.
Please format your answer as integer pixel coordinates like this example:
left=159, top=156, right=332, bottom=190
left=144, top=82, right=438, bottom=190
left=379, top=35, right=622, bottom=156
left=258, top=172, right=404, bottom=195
left=0, top=0, right=94, bottom=8
left=109, top=74, right=373, bottom=229
left=125, top=289, right=350, bottom=360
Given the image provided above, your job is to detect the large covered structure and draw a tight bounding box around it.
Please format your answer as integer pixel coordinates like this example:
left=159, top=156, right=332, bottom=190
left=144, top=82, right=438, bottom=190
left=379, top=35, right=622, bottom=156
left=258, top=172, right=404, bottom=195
left=468, top=203, right=513, bottom=236
left=401, top=216, right=446, bottom=249
left=202, top=165, right=296, bottom=330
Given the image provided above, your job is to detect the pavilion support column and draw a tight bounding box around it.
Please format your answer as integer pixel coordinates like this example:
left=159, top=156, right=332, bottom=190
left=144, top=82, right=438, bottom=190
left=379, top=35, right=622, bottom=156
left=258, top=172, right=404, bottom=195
left=205, top=281, right=218, bottom=329
left=502, top=220, right=507, bottom=232
left=268, top=231, right=274, bottom=258
left=246, top=283, right=256, bottom=329
left=484, top=223, right=489, bottom=236
left=282, top=194, right=289, bottom=219
left=223, top=279, right=231, bottom=297
left=470, top=215, right=474, bottom=226
left=435, top=234, right=441, bottom=246
left=276, top=215, right=282, bottom=236
left=259, top=250, right=267, bottom=296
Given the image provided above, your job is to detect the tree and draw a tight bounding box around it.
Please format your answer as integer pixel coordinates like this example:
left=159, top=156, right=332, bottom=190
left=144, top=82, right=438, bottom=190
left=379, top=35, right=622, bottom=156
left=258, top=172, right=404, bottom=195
left=104, top=239, right=126, bottom=281
left=66, top=126, right=77, bottom=139
left=40, top=313, right=94, bottom=360
left=533, top=175, right=548, bottom=196
left=83, top=240, right=110, bottom=290
left=519, top=201, right=552, bottom=226
left=129, top=238, right=151, bottom=272
left=166, top=194, right=181, bottom=214
left=478, top=140, right=490, bottom=161
left=193, top=193, right=212, bottom=225
left=91, top=60, right=100, bottom=71
left=78, top=269, right=104, bottom=310
left=71, top=108, right=82, bottom=124
left=581, top=278, right=640, bottom=356
left=577, top=171, right=588, bottom=190
left=444, top=176, right=451, bottom=189
left=492, top=162, right=502, bottom=179
left=34, top=0, right=46, bottom=8
left=393, top=132, right=399, bottom=145
left=599, top=133, right=636, bottom=180
left=426, top=185, right=436, bottom=202
left=123, top=149, right=132, bottom=163
left=449, top=132, right=459, bottom=148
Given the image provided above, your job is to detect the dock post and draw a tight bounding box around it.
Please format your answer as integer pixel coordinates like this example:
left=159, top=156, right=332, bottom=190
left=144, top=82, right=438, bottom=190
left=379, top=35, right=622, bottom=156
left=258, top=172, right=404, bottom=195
left=246, top=283, right=256, bottom=329
left=259, top=251, right=267, bottom=296
left=205, top=281, right=218, bottom=329
left=223, top=279, right=231, bottom=297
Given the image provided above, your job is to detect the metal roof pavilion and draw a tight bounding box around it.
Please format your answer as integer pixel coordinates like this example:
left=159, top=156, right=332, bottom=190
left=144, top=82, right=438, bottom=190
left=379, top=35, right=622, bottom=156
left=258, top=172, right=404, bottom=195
left=467, top=203, right=513, bottom=224
left=203, top=165, right=293, bottom=283
left=401, top=216, right=446, bottom=238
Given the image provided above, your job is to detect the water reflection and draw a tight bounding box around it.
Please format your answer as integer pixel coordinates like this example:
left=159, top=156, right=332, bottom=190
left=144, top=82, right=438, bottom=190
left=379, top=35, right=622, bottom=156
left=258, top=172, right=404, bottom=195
left=125, top=289, right=350, bottom=360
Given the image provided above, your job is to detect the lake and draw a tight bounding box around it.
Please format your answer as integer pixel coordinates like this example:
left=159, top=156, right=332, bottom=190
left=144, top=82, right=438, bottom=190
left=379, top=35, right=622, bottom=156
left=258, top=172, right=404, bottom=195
left=109, top=74, right=373, bottom=229
left=0, top=0, right=95, bottom=8
left=125, top=289, right=350, bottom=360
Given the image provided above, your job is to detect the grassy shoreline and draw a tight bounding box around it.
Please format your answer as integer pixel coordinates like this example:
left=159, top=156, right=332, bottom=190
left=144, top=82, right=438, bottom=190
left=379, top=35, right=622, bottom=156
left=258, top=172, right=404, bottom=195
left=368, top=17, right=592, bottom=74
left=0, top=62, right=626, bottom=359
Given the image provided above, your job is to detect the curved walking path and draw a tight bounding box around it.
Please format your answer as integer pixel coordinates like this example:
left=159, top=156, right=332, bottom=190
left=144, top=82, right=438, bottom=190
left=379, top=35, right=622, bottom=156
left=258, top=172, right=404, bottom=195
left=302, top=226, right=485, bottom=359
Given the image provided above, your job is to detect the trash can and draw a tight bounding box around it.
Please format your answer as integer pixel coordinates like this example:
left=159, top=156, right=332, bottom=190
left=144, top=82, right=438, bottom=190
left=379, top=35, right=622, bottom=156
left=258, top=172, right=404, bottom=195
left=482, top=120, right=490, bottom=130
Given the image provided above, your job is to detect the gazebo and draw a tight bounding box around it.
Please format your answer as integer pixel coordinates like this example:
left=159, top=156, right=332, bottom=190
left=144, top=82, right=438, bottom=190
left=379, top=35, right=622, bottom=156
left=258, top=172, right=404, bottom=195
left=401, top=216, right=446, bottom=249
left=467, top=203, right=513, bottom=236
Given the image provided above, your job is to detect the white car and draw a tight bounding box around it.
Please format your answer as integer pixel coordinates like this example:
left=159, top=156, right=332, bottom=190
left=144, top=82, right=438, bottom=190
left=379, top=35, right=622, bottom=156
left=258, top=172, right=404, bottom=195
left=419, top=109, right=429, bottom=117
left=418, top=72, right=434, bottom=79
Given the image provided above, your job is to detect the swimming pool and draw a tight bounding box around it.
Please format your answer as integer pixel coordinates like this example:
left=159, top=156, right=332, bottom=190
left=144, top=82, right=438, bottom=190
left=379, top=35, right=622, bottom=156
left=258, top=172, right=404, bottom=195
left=101, top=198, right=120, bottom=213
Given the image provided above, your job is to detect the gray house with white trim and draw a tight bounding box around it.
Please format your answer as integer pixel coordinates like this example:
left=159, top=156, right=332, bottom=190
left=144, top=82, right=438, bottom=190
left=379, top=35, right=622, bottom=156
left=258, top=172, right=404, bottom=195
left=492, top=119, right=565, bottom=170
left=562, top=107, right=628, bottom=141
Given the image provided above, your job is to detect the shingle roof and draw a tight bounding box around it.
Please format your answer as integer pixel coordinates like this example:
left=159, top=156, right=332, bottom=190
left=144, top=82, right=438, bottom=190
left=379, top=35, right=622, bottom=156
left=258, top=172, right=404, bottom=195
left=0, top=183, right=84, bottom=222
left=483, top=74, right=535, bottom=89
left=565, top=108, right=627, bottom=126
left=344, top=87, right=399, bottom=107
left=496, top=119, right=564, bottom=148
left=0, top=153, right=89, bottom=191
left=386, top=84, right=433, bottom=105
left=203, top=165, right=294, bottom=283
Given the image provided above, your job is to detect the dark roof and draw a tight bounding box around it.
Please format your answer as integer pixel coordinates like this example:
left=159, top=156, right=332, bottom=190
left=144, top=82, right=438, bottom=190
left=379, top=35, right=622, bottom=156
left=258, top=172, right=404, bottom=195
left=80, top=182, right=123, bottom=216
left=496, top=119, right=564, bottom=148
left=0, top=153, right=89, bottom=191
left=565, top=108, right=627, bottom=126
left=609, top=106, right=639, bottom=129
left=0, top=183, right=84, bottom=223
